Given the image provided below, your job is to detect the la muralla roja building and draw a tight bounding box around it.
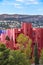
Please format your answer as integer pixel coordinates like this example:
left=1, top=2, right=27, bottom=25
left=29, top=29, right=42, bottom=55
left=0, top=22, right=43, bottom=53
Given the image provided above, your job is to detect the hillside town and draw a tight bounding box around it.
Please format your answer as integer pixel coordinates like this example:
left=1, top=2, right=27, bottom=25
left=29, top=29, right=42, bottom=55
left=0, top=15, right=43, bottom=29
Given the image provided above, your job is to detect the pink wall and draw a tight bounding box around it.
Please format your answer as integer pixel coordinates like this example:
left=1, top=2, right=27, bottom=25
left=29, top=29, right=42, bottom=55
left=22, top=23, right=33, bottom=40
left=1, top=33, right=6, bottom=43
left=33, top=28, right=43, bottom=50
left=0, top=22, right=43, bottom=51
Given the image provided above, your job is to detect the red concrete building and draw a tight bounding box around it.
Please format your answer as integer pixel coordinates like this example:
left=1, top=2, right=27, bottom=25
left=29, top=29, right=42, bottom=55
left=33, top=28, right=43, bottom=49
left=21, top=22, right=33, bottom=39
left=0, top=22, right=43, bottom=52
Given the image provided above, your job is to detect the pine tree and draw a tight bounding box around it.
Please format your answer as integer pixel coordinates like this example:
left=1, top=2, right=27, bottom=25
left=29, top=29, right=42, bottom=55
left=34, top=43, right=39, bottom=65
left=40, top=49, right=43, bottom=65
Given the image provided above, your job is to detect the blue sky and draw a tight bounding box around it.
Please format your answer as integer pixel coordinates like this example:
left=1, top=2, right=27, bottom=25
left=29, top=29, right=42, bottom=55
left=0, top=0, right=43, bottom=15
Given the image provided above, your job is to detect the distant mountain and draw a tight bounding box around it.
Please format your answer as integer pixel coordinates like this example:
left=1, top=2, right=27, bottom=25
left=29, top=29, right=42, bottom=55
left=0, top=14, right=43, bottom=22
left=0, top=14, right=43, bottom=28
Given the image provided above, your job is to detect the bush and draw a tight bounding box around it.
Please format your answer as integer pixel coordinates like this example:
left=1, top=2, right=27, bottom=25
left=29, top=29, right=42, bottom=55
left=0, top=43, right=31, bottom=65
left=40, top=49, right=43, bottom=65
left=8, top=50, right=31, bottom=65
left=0, top=43, right=6, bottom=51
left=0, top=43, right=10, bottom=65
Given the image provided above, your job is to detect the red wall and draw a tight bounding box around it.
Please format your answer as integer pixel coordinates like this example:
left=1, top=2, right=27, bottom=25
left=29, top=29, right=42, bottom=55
left=0, top=22, right=43, bottom=52
left=22, top=22, right=33, bottom=39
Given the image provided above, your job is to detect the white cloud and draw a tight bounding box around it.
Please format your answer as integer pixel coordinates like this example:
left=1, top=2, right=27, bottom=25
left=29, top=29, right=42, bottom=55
left=14, top=3, right=22, bottom=8
left=16, top=0, right=24, bottom=2
left=16, top=0, right=39, bottom=4
left=26, top=1, right=38, bottom=4
left=1, top=3, right=22, bottom=9
left=0, top=0, right=23, bottom=9
left=29, top=0, right=39, bottom=4
left=0, top=0, right=21, bottom=7
left=0, top=0, right=39, bottom=6
left=25, top=0, right=39, bottom=4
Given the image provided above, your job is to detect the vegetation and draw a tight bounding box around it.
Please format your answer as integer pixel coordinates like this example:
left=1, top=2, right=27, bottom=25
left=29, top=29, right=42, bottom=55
left=16, top=33, right=28, bottom=45
left=0, top=42, right=31, bottom=65
left=8, top=50, right=31, bottom=65
left=16, top=33, right=29, bottom=52
left=24, top=39, right=32, bottom=59
left=5, top=36, right=10, bottom=41
left=0, top=43, right=10, bottom=65
left=34, top=43, right=39, bottom=65
left=40, top=49, right=43, bottom=65
left=16, top=33, right=32, bottom=64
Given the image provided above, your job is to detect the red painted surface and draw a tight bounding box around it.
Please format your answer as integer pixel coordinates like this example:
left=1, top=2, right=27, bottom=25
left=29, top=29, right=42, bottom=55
left=0, top=22, right=43, bottom=53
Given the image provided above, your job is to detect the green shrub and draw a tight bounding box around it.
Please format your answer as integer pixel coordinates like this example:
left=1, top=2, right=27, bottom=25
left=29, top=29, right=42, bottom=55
left=0, top=43, right=10, bottom=65
left=40, top=49, right=43, bottom=65
left=0, top=43, right=31, bottom=65
left=0, top=43, right=6, bottom=51
left=8, top=50, right=31, bottom=65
